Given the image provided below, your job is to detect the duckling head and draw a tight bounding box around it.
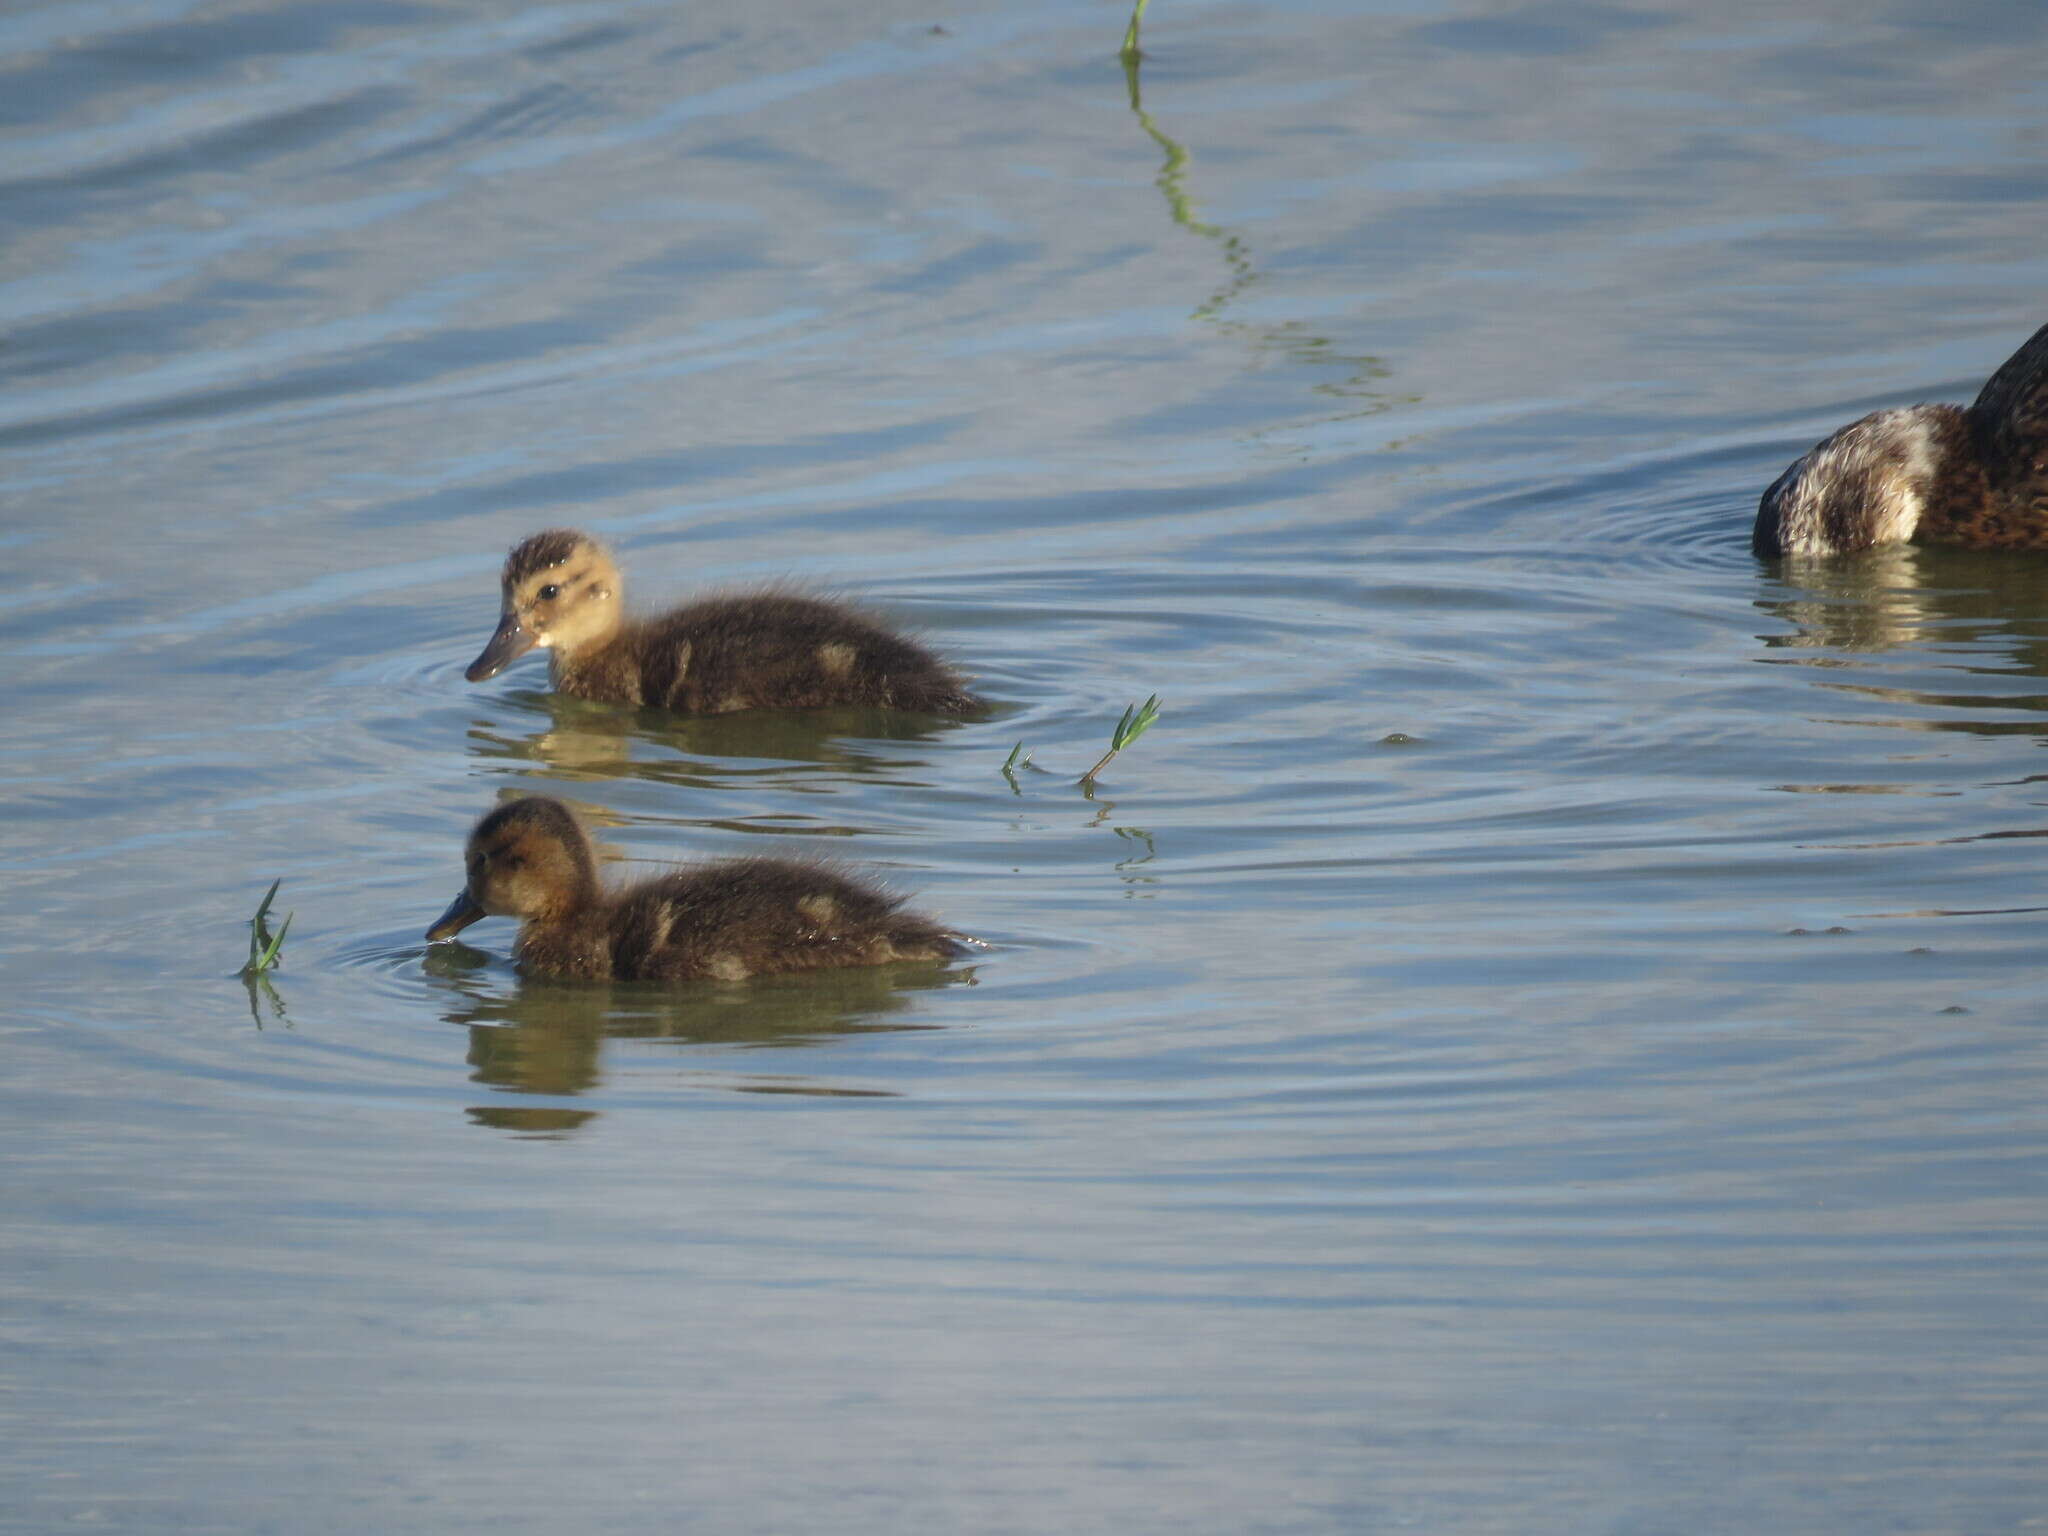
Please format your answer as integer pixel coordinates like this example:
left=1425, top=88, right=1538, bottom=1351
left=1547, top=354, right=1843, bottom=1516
left=427, top=796, right=601, bottom=940
left=466, top=529, right=623, bottom=681
left=1754, top=405, right=1963, bottom=557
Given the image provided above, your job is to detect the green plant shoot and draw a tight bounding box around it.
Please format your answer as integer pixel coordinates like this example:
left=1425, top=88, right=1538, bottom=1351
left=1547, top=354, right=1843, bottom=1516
left=1081, top=694, right=1161, bottom=783
left=1122, top=0, right=1150, bottom=62
left=240, top=879, right=293, bottom=975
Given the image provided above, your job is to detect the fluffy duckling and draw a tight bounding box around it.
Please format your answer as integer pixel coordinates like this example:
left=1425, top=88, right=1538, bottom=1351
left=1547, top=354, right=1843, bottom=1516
left=425, top=796, right=960, bottom=982
left=1754, top=321, right=2048, bottom=556
left=465, top=529, right=981, bottom=714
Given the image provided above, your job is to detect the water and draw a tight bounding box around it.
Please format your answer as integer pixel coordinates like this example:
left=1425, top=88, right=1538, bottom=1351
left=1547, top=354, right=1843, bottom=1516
left=5, top=0, right=2046, bottom=1529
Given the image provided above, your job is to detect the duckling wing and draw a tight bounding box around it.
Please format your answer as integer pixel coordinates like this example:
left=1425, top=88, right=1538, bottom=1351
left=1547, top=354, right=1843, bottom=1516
left=613, top=860, right=954, bottom=981
left=644, top=593, right=978, bottom=714
left=1968, top=321, right=2048, bottom=501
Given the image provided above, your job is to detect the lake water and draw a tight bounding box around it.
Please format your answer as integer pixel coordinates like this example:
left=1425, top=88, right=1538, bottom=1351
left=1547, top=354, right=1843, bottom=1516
left=5, top=0, right=2046, bottom=1530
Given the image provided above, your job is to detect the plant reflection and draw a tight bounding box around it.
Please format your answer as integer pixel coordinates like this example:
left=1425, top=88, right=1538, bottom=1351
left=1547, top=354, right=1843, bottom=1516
left=1122, top=51, right=1255, bottom=323
left=1110, top=824, right=1158, bottom=894
left=1119, top=43, right=1411, bottom=433
left=240, top=970, right=292, bottom=1030
left=423, top=944, right=972, bottom=1133
left=1051, top=787, right=1162, bottom=894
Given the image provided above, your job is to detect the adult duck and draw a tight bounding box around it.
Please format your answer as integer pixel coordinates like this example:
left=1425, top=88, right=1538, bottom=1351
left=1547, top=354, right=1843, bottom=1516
left=1754, top=322, right=2048, bottom=556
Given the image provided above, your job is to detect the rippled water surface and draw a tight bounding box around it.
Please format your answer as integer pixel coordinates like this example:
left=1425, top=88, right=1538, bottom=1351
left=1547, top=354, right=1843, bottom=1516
left=6, top=0, right=2048, bottom=1530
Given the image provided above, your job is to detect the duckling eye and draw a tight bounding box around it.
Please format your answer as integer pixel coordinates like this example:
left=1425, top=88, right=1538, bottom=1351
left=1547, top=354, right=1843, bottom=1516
left=537, top=584, right=560, bottom=601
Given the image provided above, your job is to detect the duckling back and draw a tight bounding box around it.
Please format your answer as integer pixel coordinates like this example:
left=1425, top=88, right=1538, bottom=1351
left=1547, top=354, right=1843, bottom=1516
left=565, top=592, right=980, bottom=716
left=520, top=857, right=960, bottom=983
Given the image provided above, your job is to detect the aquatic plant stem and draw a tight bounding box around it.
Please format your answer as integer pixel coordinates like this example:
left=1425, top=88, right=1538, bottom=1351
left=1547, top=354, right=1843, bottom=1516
left=1080, top=694, right=1161, bottom=784
left=1121, top=0, right=1149, bottom=62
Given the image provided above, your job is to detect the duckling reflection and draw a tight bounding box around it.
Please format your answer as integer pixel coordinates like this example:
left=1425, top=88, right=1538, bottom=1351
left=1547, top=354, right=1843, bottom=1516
left=425, top=947, right=963, bottom=1127
left=466, top=528, right=981, bottom=715
left=465, top=684, right=974, bottom=791
left=427, top=796, right=960, bottom=982
left=1755, top=321, right=2048, bottom=556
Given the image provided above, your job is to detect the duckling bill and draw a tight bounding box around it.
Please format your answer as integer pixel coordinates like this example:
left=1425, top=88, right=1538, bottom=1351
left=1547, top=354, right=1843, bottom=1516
left=426, top=796, right=960, bottom=983
left=466, top=528, right=981, bottom=715
left=1754, top=321, right=2048, bottom=556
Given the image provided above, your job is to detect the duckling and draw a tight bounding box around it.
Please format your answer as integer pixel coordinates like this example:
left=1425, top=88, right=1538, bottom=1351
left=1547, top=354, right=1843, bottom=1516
left=1754, top=321, right=2048, bottom=556
left=425, top=796, right=960, bottom=982
left=464, top=528, right=981, bottom=714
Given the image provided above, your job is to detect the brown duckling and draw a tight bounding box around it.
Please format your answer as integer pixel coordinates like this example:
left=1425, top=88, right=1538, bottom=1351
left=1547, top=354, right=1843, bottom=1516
left=1754, top=321, right=2048, bottom=556
left=464, top=528, right=981, bottom=714
left=425, top=796, right=960, bottom=982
